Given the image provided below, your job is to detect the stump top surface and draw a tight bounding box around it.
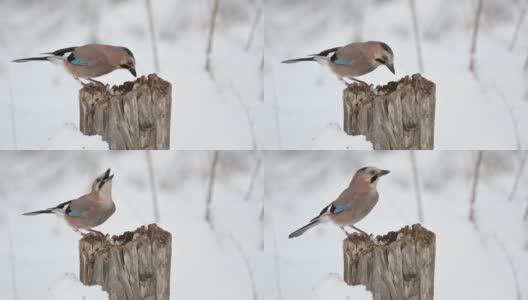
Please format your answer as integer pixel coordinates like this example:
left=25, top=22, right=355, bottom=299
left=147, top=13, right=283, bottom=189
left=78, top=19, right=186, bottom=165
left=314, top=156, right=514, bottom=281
left=80, top=73, right=171, bottom=98
left=345, top=224, right=435, bottom=250
left=81, top=223, right=171, bottom=249
left=345, top=73, right=435, bottom=98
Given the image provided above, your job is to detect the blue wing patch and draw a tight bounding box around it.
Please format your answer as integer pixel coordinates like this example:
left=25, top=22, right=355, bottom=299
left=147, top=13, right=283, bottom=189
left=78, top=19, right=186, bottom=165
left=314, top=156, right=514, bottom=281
left=332, top=204, right=349, bottom=214
left=333, top=57, right=352, bottom=65
left=67, top=209, right=82, bottom=217
left=70, top=58, right=90, bottom=66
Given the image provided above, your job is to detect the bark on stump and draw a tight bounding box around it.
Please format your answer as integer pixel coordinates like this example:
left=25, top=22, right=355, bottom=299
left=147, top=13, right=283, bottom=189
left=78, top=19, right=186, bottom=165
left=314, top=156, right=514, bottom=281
left=343, top=224, right=436, bottom=300
left=343, top=74, right=436, bottom=150
left=79, top=224, right=172, bottom=300
left=79, top=74, right=172, bottom=150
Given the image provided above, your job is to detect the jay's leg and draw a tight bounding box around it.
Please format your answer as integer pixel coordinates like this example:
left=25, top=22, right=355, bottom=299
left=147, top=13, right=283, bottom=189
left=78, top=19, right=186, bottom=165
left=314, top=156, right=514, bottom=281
left=348, top=225, right=369, bottom=236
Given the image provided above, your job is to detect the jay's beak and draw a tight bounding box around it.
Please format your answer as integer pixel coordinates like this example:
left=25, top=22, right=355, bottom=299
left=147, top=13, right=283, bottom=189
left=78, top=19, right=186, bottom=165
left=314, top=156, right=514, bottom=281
left=129, top=68, right=137, bottom=77
left=379, top=169, right=390, bottom=176
left=386, top=64, right=395, bottom=74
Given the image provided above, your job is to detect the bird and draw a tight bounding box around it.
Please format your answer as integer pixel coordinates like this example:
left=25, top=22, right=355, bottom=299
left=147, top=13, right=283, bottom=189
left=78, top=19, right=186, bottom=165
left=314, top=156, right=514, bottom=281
left=12, top=44, right=137, bottom=86
left=281, top=41, right=395, bottom=86
left=23, top=168, right=116, bottom=235
left=288, top=167, right=390, bottom=239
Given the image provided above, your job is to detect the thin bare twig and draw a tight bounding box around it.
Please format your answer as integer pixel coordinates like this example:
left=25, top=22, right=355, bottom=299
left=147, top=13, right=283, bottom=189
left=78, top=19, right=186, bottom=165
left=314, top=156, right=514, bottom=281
left=524, top=49, right=528, bottom=71
left=271, top=224, right=283, bottom=300
left=409, top=0, right=424, bottom=73
left=509, top=2, right=527, bottom=51
left=469, top=0, right=483, bottom=74
left=496, top=89, right=522, bottom=150
left=231, top=83, right=258, bottom=149
left=146, top=151, right=160, bottom=223
left=270, top=69, right=282, bottom=148
left=245, top=156, right=262, bottom=201
left=145, top=0, right=160, bottom=73
left=205, top=0, right=220, bottom=74
left=7, top=69, right=17, bottom=149
left=259, top=196, right=264, bottom=251
left=245, top=2, right=262, bottom=52
left=524, top=199, right=528, bottom=221
left=469, top=151, right=484, bottom=227
left=410, top=151, right=424, bottom=223
left=230, top=235, right=258, bottom=300
left=205, top=151, right=220, bottom=228
left=495, top=236, right=522, bottom=300
left=509, top=151, right=528, bottom=201
left=7, top=220, right=18, bottom=300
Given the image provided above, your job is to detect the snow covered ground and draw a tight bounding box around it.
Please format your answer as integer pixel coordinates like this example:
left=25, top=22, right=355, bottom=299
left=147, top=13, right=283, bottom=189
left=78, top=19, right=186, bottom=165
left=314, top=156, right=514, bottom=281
left=0, top=151, right=263, bottom=299
left=0, top=0, right=263, bottom=150
left=264, top=151, right=528, bottom=300
left=263, top=0, right=528, bottom=149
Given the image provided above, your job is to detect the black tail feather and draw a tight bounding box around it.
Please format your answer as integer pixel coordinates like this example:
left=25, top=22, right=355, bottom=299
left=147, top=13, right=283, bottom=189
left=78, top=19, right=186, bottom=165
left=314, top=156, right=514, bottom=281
left=281, top=57, right=315, bottom=64
left=288, top=220, right=320, bottom=238
left=41, top=47, right=77, bottom=56
left=12, top=57, right=49, bottom=63
left=22, top=209, right=53, bottom=216
left=314, top=47, right=339, bottom=57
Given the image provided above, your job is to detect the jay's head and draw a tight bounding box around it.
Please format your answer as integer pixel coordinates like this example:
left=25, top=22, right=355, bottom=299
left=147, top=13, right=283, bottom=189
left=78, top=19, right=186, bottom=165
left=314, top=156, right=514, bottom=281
left=354, top=166, right=390, bottom=187
left=92, top=168, right=114, bottom=195
left=118, top=47, right=137, bottom=77
left=373, top=42, right=395, bottom=74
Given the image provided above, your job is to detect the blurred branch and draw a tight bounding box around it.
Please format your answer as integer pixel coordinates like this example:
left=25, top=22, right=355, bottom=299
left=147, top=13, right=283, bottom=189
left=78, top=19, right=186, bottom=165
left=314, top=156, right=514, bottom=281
left=231, top=83, right=258, bottom=150
left=205, top=151, right=220, bottom=228
left=7, top=69, right=17, bottom=149
left=270, top=69, right=282, bottom=148
left=146, top=151, right=160, bottom=223
left=409, top=0, right=424, bottom=73
left=245, top=2, right=262, bottom=52
left=468, top=151, right=483, bottom=228
left=524, top=49, right=528, bottom=71
left=469, top=0, right=483, bottom=75
left=271, top=224, right=283, bottom=300
left=494, top=236, right=521, bottom=300
left=409, top=151, right=424, bottom=223
left=145, top=0, right=160, bottom=73
left=205, top=0, right=220, bottom=75
left=259, top=195, right=264, bottom=251
left=508, top=151, right=527, bottom=202
left=7, top=220, right=18, bottom=300
left=495, top=88, right=522, bottom=150
left=509, top=2, right=527, bottom=51
left=245, top=156, right=262, bottom=201
left=230, top=235, right=258, bottom=300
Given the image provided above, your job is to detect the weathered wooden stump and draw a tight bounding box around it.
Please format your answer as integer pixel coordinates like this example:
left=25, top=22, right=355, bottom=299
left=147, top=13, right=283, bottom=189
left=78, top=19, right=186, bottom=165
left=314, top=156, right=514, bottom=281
left=79, top=224, right=172, bottom=300
left=343, top=224, right=436, bottom=300
left=79, top=74, right=172, bottom=150
left=343, top=74, right=436, bottom=150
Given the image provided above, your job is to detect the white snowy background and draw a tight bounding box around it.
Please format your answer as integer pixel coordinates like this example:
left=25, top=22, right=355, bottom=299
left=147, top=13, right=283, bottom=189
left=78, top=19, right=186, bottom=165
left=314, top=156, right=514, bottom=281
left=264, top=150, right=528, bottom=300
left=264, top=0, right=528, bottom=149
left=0, top=0, right=263, bottom=150
left=0, top=151, right=263, bottom=299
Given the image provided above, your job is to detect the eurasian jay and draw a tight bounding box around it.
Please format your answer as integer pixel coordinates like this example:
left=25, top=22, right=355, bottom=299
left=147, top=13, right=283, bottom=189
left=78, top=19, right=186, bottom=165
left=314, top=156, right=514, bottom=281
left=23, top=169, right=116, bottom=234
left=282, top=41, right=395, bottom=85
left=12, top=44, right=136, bottom=85
left=289, top=167, right=390, bottom=238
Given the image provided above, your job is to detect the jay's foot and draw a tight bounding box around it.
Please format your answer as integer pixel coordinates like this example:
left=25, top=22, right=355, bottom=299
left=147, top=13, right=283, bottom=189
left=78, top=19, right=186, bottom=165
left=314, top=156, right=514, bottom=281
left=87, top=78, right=105, bottom=86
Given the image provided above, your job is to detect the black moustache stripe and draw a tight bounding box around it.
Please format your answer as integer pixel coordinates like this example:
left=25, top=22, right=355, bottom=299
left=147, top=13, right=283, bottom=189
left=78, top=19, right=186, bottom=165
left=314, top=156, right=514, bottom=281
left=371, top=175, right=378, bottom=183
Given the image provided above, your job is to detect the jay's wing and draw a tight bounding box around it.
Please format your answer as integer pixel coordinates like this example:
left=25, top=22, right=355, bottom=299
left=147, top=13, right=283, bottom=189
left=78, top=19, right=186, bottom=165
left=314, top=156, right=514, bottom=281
left=310, top=189, right=361, bottom=222
left=67, top=45, right=107, bottom=67
left=332, top=43, right=367, bottom=66
left=65, top=194, right=96, bottom=218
